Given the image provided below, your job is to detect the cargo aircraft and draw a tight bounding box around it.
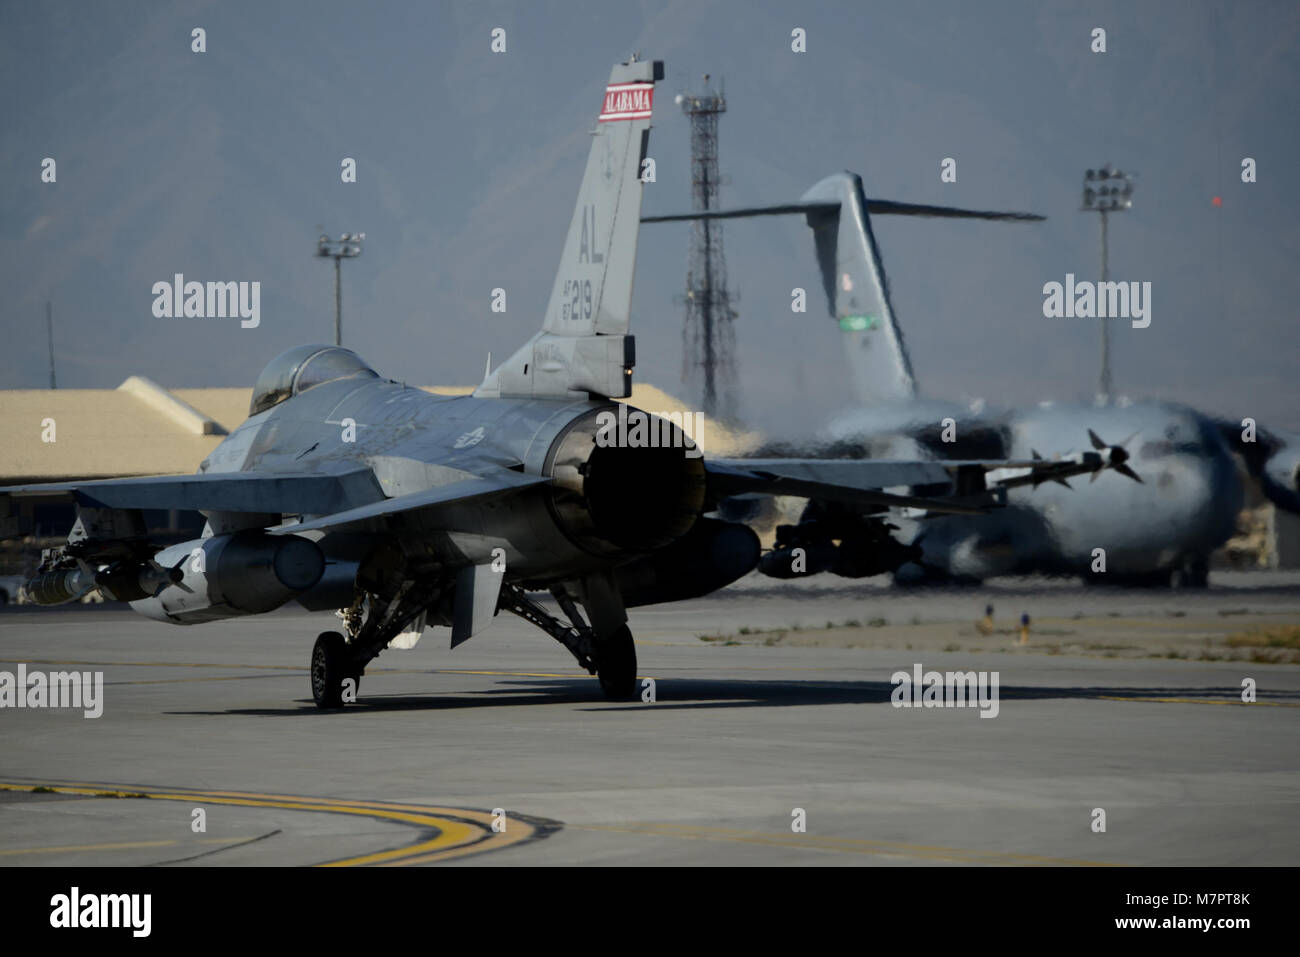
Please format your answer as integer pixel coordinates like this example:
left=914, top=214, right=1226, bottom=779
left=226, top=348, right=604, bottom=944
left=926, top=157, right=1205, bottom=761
left=646, top=171, right=1293, bottom=587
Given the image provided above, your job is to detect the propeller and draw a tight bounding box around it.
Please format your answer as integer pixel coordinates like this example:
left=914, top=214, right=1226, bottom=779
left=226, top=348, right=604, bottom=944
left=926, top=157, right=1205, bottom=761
left=1086, top=429, right=1143, bottom=483
left=1031, top=449, right=1072, bottom=488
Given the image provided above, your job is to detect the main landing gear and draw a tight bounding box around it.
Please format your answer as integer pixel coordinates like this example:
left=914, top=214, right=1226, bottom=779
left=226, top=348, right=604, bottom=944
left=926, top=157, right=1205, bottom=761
left=310, top=581, right=436, bottom=710
left=497, top=583, right=638, bottom=701
left=309, top=577, right=638, bottom=709
left=311, top=631, right=361, bottom=708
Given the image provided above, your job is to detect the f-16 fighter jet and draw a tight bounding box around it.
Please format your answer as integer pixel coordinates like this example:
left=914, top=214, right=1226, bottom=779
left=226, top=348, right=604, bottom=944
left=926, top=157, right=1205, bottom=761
left=1, top=59, right=1117, bottom=708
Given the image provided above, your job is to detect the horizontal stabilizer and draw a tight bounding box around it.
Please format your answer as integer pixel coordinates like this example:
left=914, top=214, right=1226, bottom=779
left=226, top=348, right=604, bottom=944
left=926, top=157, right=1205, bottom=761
left=643, top=202, right=836, bottom=222
left=272, top=469, right=551, bottom=534
left=0, top=469, right=385, bottom=517
left=642, top=200, right=1042, bottom=223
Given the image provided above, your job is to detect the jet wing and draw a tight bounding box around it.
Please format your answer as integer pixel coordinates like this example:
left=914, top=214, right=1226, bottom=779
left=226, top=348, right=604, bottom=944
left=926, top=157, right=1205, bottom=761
left=707, top=452, right=1107, bottom=515
left=1, top=465, right=552, bottom=537
left=272, top=469, right=552, bottom=534
left=0, top=468, right=387, bottom=517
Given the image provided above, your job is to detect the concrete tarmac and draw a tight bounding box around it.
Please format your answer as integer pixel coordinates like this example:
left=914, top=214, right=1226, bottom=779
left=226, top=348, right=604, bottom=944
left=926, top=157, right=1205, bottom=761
left=1, top=572, right=1298, bottom=866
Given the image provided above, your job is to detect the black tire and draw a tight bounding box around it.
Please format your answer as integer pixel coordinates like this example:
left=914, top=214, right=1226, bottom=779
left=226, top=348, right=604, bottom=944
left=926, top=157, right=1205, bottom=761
left=312, top=631, right=359, bottom=709
left=1170, top=555, right=1210, bottom=590
left=595, top=624, right=638, bottom=701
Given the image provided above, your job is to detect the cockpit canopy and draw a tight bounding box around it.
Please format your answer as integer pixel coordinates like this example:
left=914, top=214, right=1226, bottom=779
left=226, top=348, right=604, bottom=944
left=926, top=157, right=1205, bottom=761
left=249, top=344, right=379, bottom=416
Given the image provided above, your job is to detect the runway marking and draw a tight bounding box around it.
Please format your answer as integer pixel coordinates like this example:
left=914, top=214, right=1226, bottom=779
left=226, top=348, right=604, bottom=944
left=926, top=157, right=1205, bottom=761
left=0, top=781, right=558, bottom=866
left=576, top=822, right=1118, bottom=865
left=0, top=657, right=301, bottom=670
left=0, top=836, right=256, bottom=857
left=427, top=669, right=584, bottom=679
left=1094, top=695, right=1300, bottom=708
left=0, top=659, right=591, bottom=682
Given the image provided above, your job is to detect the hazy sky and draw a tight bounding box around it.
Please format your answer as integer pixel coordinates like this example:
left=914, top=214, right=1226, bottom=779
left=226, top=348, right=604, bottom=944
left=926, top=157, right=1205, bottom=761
left=2, top=0, right=1297, bottom=438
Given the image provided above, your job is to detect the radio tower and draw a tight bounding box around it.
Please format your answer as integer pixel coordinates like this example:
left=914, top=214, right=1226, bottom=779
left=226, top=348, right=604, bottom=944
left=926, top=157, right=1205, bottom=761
left=678, top=75, right=738, bottom=421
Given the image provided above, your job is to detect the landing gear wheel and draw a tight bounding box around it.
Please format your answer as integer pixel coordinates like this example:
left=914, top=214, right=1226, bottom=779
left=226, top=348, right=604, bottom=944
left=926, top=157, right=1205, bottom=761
left=1170, top=554, right=1210, bottom=590
left=595, top=624, right=637, bottom=701
left=312, top=631, right=360, bottom=709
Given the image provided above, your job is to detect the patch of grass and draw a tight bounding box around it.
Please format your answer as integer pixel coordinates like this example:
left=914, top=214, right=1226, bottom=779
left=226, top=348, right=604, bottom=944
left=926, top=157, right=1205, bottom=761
left=1218, top=608, right=1251, bottom=617
left=1166, top=610, right=1186, bottom=618
left=868, top=617, right=888, bottom=628
left=843, top=619, right=861, bottom=628
left=30, top=786, right=57, bottom=794
left=1246, top=649, right=1300, bottom=664
left=738, top=626, right=751, bottom=635
left=1225, top=625, right=1300, bottom=649
left=942, top=643, right=960, bottom=653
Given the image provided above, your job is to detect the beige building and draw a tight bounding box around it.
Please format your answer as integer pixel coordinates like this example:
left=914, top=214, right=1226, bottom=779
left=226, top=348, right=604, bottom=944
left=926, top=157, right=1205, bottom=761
left=0, top=378, right=754, bottom=484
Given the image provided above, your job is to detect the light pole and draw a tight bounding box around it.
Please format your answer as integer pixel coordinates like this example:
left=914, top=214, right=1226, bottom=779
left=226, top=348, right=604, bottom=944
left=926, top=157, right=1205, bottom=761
left=317, top=232, right=364, bottom=346
left=1081, top=165, right=1133, bottom=404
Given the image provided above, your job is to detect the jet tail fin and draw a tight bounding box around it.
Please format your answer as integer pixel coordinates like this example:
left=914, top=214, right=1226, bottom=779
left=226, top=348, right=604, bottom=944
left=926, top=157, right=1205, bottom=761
left=643, top=171, right=1043, bottom=407
left=476, top=56, right=663, bottom=400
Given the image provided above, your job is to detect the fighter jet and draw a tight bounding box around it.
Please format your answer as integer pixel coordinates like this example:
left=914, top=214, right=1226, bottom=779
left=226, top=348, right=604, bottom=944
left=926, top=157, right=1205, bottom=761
left=1, top=61, right=1118, bottom=709
left=646, top=171, right=1264, bottom=587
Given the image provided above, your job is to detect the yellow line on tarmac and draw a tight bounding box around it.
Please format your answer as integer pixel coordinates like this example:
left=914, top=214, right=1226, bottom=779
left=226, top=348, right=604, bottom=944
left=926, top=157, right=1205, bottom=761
left=576, top=822, right=1117, bottom=866
left=120, top=787, right=548, bottom=865
left=428, top=669, right=586, bottom=679
left=0, top=836, right=252, bottom=857
left=0, top=658, right=300, bottom=671
left=1094, top=695, right=1299, bottom=708
left=0, top=781, right=545, bottom=866
left=112, top=674, right=297, bottom=686
left=0, top=839, right=177, bottom=856
left=0, top=659, right=592, bottom=682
